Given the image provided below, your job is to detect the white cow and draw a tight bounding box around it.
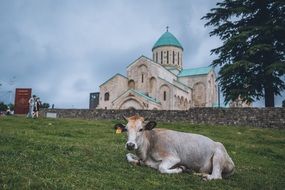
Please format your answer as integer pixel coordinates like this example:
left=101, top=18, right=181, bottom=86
left=114, top=115, right=235, bottom=180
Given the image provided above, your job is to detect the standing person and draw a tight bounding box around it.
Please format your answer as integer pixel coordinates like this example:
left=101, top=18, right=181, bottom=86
left=34, top=97, right=41, bottom=118
left=27, top=95, right=36, bottom=118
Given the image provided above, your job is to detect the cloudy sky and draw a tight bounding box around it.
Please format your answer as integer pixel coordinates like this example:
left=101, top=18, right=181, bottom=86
left=0, top=0, right=284, bottom=108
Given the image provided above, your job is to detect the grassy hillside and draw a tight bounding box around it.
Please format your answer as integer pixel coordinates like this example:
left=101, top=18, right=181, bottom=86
left=0, top=116, right=284, bottom=190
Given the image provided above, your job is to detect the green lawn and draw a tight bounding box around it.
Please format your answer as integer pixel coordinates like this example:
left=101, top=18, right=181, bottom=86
left=0, top=116, right=284, bottom=190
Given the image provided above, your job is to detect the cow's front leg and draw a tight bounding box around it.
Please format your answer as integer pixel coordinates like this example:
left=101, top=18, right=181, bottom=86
left=158, top=157, right=183, bottom=174
left=126, top=153, right=143, bottom=165
left=144, top=159, right=159, bottom=170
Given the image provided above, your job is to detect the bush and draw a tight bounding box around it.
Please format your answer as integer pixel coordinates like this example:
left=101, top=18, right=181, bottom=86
left=7, top=103, right=14, bottom=111
left=0, top=102, right=8, bottom=111
left=41, top=103, right=50, bottom=109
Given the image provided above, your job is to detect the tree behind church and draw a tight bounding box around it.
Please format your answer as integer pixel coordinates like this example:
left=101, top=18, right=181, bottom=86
left=202, top=0, right=285, bottom=107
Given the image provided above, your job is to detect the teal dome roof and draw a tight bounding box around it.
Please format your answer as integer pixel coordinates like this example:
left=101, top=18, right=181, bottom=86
left=152, top=31, right=183, bottom=51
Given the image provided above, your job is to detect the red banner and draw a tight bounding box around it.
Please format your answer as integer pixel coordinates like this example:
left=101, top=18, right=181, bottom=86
left=14, top=88, right=32, bottom=114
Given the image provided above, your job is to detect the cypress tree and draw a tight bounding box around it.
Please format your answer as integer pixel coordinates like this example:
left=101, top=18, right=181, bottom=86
left=202, top=0, right=285, bottom=107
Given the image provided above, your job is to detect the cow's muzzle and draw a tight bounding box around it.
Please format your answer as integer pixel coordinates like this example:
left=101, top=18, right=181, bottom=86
left=126, top=142, right=136, bottom=150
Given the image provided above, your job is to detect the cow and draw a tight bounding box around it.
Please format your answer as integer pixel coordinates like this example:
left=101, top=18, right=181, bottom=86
left=114, top=115, right=235, bottom=181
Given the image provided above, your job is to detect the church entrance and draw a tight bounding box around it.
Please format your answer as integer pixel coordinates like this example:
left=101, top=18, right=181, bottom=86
left=119, top=98, right=144, bottom=110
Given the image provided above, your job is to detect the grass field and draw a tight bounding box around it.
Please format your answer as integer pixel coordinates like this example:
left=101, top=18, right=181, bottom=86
left=0, top=116, right=284, bottom=190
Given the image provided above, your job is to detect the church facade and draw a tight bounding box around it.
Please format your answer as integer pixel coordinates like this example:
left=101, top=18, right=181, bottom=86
left=97, top=29, right=217, bottom=110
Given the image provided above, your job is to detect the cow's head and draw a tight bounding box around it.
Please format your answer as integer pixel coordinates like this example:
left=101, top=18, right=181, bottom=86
left=114, top=115, right=156, bottom=151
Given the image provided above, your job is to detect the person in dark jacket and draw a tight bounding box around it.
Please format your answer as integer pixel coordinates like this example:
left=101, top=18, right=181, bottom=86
left=34, top=97, right=41, bottom=118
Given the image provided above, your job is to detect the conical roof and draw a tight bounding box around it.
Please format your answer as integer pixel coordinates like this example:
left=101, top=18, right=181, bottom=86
left=152, top=31, right=183, bottom=51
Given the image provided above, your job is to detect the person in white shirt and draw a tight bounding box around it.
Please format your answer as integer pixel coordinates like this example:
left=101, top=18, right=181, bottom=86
left=27, top=95, right=36, bottom=118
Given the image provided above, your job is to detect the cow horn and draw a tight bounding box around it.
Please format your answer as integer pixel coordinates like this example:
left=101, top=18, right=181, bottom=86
left=123, top=115, right=128, bottom=121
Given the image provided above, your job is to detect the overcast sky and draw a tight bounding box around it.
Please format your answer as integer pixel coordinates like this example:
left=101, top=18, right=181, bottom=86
left=0, top=0, right=284, bottom=108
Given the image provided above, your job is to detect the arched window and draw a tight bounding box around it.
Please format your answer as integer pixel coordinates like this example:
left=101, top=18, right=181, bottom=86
left=141, top=74, right=144, bottom=83
left=178, top=52, right=180, bottom=65
left=104, top=92, right=109, bottom=101
left=156, top=52, right=158, bottom=62
left=173, top=51, right=175, bottom=64
left=161, top=51, right=163, bottom=64
left=128, top=80, right=135, bottom=89
left=167, top=51, right=169, bottom=64
left=149, top=77, right=156, bottom=90
left=163, top=91, right=167, bottom=101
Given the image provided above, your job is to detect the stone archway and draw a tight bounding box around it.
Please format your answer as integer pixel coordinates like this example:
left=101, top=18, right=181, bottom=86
left=137, top=64, right=148, bottom=92
left=159, top=84, right=170, bottom=109
left=119, top=98, right=144, bottom=110
left=193, top=82, right=206, bottom=107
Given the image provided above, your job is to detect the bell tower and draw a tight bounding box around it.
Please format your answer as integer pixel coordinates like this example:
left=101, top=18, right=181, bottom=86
left=152, top=27, right=183, bottom=70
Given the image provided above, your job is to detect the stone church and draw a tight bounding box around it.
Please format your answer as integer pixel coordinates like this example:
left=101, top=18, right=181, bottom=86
left=97, top=29, right=217, bottom=110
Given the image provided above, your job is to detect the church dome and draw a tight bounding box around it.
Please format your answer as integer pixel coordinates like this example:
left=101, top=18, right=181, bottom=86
left=152, top=30, right=183, bottom=51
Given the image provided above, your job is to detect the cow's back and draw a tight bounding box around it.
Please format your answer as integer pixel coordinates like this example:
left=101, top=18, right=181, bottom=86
left=148, top=129, right=217, bottom=171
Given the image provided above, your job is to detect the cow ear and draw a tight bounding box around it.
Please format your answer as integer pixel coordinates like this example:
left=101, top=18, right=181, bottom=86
left=144, top=121, right=157, bottom=130
left=114, top=124, right=127, bottom=132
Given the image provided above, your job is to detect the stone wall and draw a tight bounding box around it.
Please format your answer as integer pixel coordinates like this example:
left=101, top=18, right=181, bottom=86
left=41, top=108, right=285, bottom=129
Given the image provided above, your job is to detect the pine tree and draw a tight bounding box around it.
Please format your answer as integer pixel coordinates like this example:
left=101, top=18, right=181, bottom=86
left=202, top=0, right=285, bottom=107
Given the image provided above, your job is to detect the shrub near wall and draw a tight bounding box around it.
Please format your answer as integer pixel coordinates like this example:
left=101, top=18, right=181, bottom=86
left=41, top=108, right=285, bottom=129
